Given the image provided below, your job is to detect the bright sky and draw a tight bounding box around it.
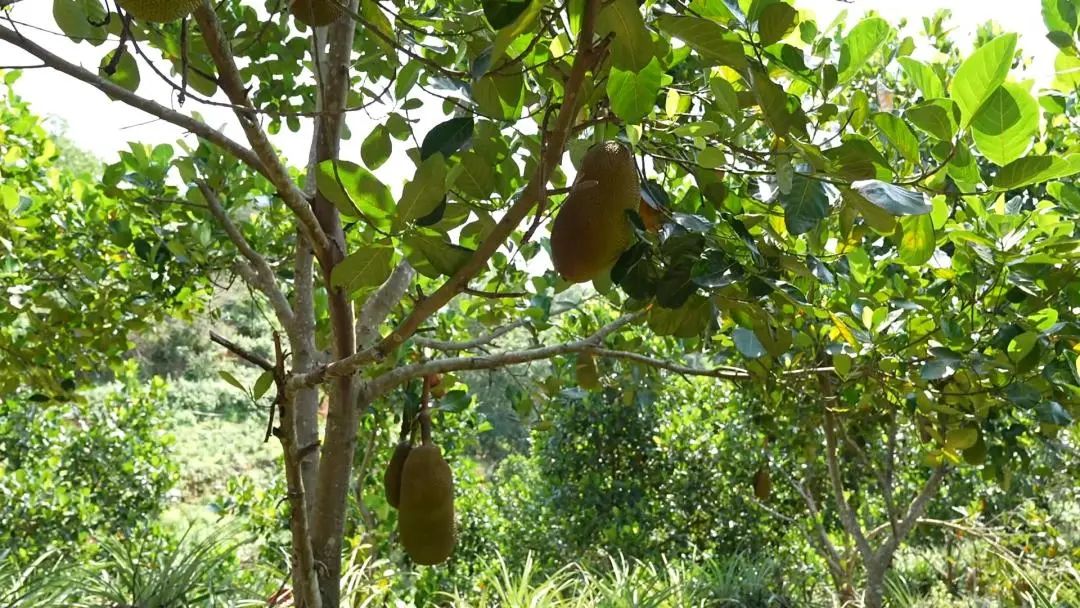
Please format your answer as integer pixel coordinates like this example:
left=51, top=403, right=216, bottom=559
left=0, top=1, right=1059, bottom=188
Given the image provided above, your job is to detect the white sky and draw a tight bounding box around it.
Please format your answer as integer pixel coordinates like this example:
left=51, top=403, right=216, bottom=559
left=0, top=1, right=1059, bottom=189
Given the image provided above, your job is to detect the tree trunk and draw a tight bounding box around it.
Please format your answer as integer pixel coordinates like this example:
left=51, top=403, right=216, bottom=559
left=863, top=560, right=887, bottom=608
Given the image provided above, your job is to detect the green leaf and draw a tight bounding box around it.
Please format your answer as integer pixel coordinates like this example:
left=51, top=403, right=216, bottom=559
left=330, top=243, right=394, bottom=293
left=452, top=151, right=497, bottom=200
left=905, top=99, right=958, bottom=141
left=361, top=124, right=391, bottom=170
left=420, top=117, right=474, bottom=160
left=597, top=0, right=655, bottom=71
left=98, top=48, right=140, bottom=96
left=1036, top=401, right=1073, bottom=426
left=394, top=61, right=423, bottom=100
left=397, top=154, right=449, bottom=226
left=482, top=0, right=532, bottom=29
left=474, top=73, right=525, bottom=120
left=950, top=33, right=1017, bottom=127
left=971, top=83, right=1039, bottom=166
left=757, top=2, right=798, bottom=46
left=218, top=371, right=246, bottom=394
left=749, top=67, right=797, bottom=138
left=872, top=113, right=920, bottom=164
left=838, top=17, right=893, bottom=82
left=491, top=0, right=542, bottom=63
left=53, top=0, right=107, bottom=43
left=780, top=173, right=829, bottom=235
left=897, top=57, right=945, bottom=100
left=851, top=180, right=931, bottom=215
left=1052, top=49, right=1080, bottom=92
left=253, top=370, right=275, bottom=400
left=992, top=154, right=1080, bottom=190
left=897, top=214, right=935, bottom=265
left=1042, top=0, right=1078, bottom=46
left=656, top=15, right=748, bottom=69
left=315, top=160, right=394, bottom=227
left=944, top=428, right=978, bottom=451
left=733, top=327, right=766, bottom=359
left=403, top=230, right=475, bottom=278
left=920, top=359, right=956, bottom=381
left=606, top=57, right=662, bottom=124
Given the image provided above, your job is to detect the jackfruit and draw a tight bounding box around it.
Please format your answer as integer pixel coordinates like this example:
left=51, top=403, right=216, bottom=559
left=117, top=0, right=201, bottom=22
left=289, top=0, right=343, bottom=27
left=753, top=465, right=772, bottom=501
left=397, top=443, right=456, bottom=565
left=382, top=441, right=412, bottom=509
left=550, top=141, right=640, bottom=283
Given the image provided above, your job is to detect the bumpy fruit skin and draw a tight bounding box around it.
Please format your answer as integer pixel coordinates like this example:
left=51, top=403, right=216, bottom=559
left=117, top=0, right=201, bottom=22
left=382, top=441, right=412, bottom=509
left=289, top=0, right=343, bottom=27
left=397, top=444, right=456, bottom=565
left=551, top=141, right=640, bottom=283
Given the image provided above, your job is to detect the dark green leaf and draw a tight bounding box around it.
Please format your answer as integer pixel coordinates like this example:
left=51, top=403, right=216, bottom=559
left=780, top=173, right=829, bottom=235
left=420, top=117, right=474, bottom=160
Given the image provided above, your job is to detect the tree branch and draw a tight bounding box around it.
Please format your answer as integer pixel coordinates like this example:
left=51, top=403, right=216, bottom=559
left=355, top=261, right=415, bottom=350
left=0, top=25, right=266, bottom=177
left=368, top=0, right=605, bottom=359
left=884, top=465, right=948, bottom=558
left=823, top=408, right=875, bottom=563
left=198, top=180, right=295, bottom=329
left=210, top=330, right=274, bottom=371
left=366, top=311, right=643, bottom=397
left=190, top=1, right=335, bottom=266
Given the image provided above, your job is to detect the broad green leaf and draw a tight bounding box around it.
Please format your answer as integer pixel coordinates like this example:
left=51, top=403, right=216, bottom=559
left=394, top=61, right=423, bottom=101
left=757, top=2, right=798, bottom=46
left=656, top=15, right=748, bottom=70
left=607, top=58, right=662, bottom=124
left=872, top=113, right=920, bottom=164
left=733, top=327, right=766, bottom=359
left=920, top=359, right=956, bottom=380
left=1042, top=0, right=1078, bottom=47
left=452, top=151, right=497, bottom=200
left=648, top=294, right=711, bottom=338
left=361, top=124, right=391, bottom=170
left=330, top=243, right=394, bottom=293
left=218, top=371, right=246, bottom=394
left=253, top=370, right=274, bottom=400
left=1036, top=401, right=1073, bottom=425
left=474, top=72, right=525, bottom=120
left=838, top=17, right=893, bottom=82
left=98, top=49, right=140, bottom=96
left=897, top=57, right=945, bottom=100
left=843, top=188, right=896, bottom=234
left=403, top=230, right=475, bottom=278
left=1053, top=49, right=1080, bottom=92
left=53, top=0, right=106, bottom=43
left=950, top=33, right=1017, bottom=126
left=749, top=67, right=796, bottom=138
left=315, top=160, right=394, bottom=227
left=362, top=0, right=396, bottom=56
left=944, top=428, right=978, bottom=451
left=780, top=173, right=829, bottom=235
left=851, top=180, right=931, bottom=215
left=597, top=0, right=655, bottom=71
left=992, top=154, right=1080, bottom=190
left=971, top=83, right=1038, bottom=166
left=905, top=99, right=958, bottom=141
left=420, top=117, right=474, bottom=160
left=491, top=0, right=542, bottom=63
left=898, top=214, right=935, bottom=265
left=397, top=154, right=449, bottom=225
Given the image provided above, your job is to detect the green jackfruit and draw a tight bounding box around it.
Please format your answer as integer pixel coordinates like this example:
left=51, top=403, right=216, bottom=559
left=118, top=0, right=201, bottom=22
left=550, top=141, right=640, bottom=283
left=382, top=441, right=412, bottom=509
left=397, top=443, right=456, bottom=565
left=290, top=0, right=343, bottom=27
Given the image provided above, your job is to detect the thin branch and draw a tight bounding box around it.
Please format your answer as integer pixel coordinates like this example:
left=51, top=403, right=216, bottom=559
left=356, top=261, right=415, bottom=350
left=190, top=1, right=335, bottom=266
left=0, top=24, right=266, bottom=176
left=884, top=465, right=948, bottom=558
left=366, top=311, right=643, bottom=397
left=198, top=180, right=295, bottom=329
left=412, top=319, right=530, bottom=352
left=210, top=330, right=274, bottom=371
left=823, top=407, right=875, bottom=563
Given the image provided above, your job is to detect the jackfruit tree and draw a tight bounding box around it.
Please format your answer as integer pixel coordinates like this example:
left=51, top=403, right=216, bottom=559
left=1, top=1, right=1079, bottom=607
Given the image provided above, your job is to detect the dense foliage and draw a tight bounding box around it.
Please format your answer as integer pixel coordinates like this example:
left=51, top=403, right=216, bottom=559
left=1, top=0, right=1079, bottom=606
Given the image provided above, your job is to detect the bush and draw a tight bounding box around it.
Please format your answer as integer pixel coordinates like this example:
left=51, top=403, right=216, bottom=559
left=0, top=368, right=177, bottom=562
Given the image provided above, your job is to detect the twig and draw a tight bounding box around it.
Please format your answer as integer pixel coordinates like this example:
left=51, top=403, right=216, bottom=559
left=210, top=330, right=274, bottom=371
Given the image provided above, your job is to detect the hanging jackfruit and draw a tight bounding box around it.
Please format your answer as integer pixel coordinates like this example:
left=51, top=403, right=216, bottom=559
left=289, top=0, right=343, bottom=27
left=397, top=443, right=456, bottom=565
left=550, top=141, right=640, bottom=283
left=382, top=441, right=412, bottom=509
left=117, top=0, right=201, bottom=22
left=753, top=465, right=772, bottom=501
